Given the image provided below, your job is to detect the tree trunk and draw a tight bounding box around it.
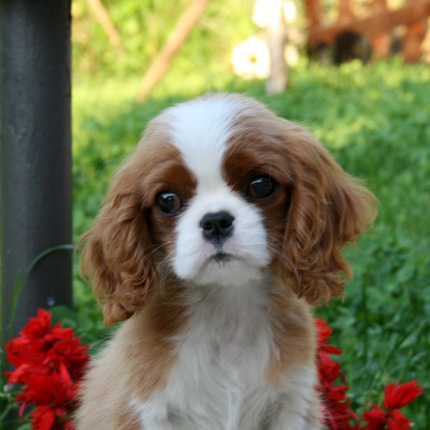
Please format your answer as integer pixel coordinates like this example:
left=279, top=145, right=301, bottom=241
left=266, top=0, right=288, bottom=95
left=403, top=0, right=425, bottom=62
left=137, top=0, right=210, bottom=102
left=371, top=0, right=391, bottom=59
left=338, top=0, right=355, bottom=22
left=306, top=0, right=322, bottom=27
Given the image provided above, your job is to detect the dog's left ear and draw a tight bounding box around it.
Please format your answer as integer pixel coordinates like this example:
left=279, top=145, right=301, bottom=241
left=79, top=156, right=156, bottom=327
left=281, top=122, right=377, bottom=304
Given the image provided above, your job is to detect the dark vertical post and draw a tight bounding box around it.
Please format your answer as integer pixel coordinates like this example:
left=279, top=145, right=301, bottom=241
left=0, top=0, right=72, bottom=346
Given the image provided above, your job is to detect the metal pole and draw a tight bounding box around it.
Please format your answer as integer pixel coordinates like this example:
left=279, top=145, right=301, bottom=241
left=0, top=0, right=72, bottom=346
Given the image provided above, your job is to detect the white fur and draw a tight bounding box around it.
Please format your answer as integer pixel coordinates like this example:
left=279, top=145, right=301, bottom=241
left=165, top=95, right=240, bottom=190
left=133, top=280, right=319, bottom=430
left=166, top=96, right=270, bottom=286
left=172, top=186, right=270, bottom=286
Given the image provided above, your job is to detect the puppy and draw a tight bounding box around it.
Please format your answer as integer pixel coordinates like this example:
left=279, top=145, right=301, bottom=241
left=76, top=93, right=375, bottom=430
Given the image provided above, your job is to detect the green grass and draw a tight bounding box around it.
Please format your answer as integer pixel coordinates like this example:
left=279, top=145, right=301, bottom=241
left=72, top=59, right=430, bottom=425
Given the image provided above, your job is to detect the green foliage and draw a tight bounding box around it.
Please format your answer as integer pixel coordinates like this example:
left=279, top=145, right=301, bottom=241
left=50, top=305, right=110, bottom=356
left=72, top=59, right=430, bottom=425
left=72, top=0, right=255, bottom=78
left=0, top=383, right=20, bottom=430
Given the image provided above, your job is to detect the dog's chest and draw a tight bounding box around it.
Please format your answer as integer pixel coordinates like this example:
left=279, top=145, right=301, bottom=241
left=162, top=287, right=277, bottom=429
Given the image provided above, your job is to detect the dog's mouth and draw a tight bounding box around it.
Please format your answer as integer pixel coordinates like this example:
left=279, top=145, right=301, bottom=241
left=209, top=252, right=234, bottom=263
left=193, top=249, right=264, bottom=286
left=206, top=247, right=249, bottom=265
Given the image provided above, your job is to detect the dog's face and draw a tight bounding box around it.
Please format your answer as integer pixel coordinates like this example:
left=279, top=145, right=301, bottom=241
left=81, top=94, right=375, bottom=326
left=146, top=96, right=291, bottom=287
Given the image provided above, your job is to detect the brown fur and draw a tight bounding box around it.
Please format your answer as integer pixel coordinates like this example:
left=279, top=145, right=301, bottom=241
left=225, top=105, right=376, bottom=304
left=76, top=282, right=188, bottom=428
left=80, top=121, right=196, bottom=326
left=265, top=287, right=316, bottom=384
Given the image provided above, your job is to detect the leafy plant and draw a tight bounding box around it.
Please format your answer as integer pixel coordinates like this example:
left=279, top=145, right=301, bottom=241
left=72, top=0, right=255, bottom=79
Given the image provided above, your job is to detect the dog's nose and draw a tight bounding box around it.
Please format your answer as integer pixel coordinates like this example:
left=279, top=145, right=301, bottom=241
left=200, top=211, right=234, bottom=244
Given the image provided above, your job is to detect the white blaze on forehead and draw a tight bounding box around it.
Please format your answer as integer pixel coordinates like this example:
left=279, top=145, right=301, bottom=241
left=165, top=95, right=241, bottom=188
left=161, top=95, right=272, bottom=285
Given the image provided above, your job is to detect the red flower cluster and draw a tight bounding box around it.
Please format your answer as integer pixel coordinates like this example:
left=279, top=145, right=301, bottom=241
left=5, top=309, right=90, bottom=430
left=315, top=318, right=423, bottom=430
left=316, top=318, right=359, bottom=429
left=361, top=381, right=423, bottom=430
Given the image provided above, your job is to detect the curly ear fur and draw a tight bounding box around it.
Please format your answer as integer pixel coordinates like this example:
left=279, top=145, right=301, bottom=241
left=80, top=158, right=155, bottom=327
left=281, top=122, right=376, bottom=304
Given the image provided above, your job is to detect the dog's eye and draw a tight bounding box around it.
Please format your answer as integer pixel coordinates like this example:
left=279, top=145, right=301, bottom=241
left=247, top=175, right=278, bottom=200
left=156, top=192, right=182, bottom=216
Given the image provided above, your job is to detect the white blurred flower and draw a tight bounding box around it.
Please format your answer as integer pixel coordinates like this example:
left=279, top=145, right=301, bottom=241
left=253, top=0, right=270, bottom=28
left=253, top=0, right=297, bottom=28
left=3, top=383, right=14, bottom=393
left=285, top=44, right=299, bottom=66
left=231, top=37, right=270, bottom=79
left=283, top=0, right=297, bottom=23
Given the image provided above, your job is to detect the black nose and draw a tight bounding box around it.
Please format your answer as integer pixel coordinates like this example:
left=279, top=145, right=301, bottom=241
left=200, top=211, right=234, bottom=244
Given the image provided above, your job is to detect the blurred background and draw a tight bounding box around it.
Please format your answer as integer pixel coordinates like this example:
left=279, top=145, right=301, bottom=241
left=71, top=0, right=429, bottom=424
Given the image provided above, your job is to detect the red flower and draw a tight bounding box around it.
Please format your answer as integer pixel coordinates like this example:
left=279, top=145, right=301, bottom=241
left=316, top=319, right=423, bottom=430
left=21, top=308, right=53, bottom=339
left=362, top=404, right=388, bottom=430
left=316, top=318, right=333, bottom=346
left=319, top=350, right=341, bottom=384
left=31, top=404, right=68, bottom=430
left=16, top=364, right=76, bottom=407
left=361, top=405, right=413, bottom=430
left=387, top=409, right=413, bottom=430
left=383, top=381, right=423, bottom=410
left=31, top=405, right=76, bottom=430
left=5, top=309, right=89, bottom=385
left=315, top=319, right=359, bottom=430
left=4, top=309, right=90, bottom=430
left=50, top=336, right=90, bottom=379
left=361, top=381, right=423, bottom=430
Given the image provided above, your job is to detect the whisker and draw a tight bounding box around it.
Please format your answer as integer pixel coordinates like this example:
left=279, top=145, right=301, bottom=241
left=266, top=233, right=303, bottom=297
left=147, top=248, right=177, bottom=299
left=144, top=241, right=176, bottom=258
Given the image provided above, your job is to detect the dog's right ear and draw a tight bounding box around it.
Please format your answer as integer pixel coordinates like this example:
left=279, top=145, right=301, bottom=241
left=79, top=157, right=155, bottom=327
left=279, top=122, right=376, bottom=305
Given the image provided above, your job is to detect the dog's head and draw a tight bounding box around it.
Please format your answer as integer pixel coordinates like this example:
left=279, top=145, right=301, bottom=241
left=81, top=94, right=376, bottom=326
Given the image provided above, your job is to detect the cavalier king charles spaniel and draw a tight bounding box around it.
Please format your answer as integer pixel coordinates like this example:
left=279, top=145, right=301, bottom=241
left=76, top=93, right=375, bottom=430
